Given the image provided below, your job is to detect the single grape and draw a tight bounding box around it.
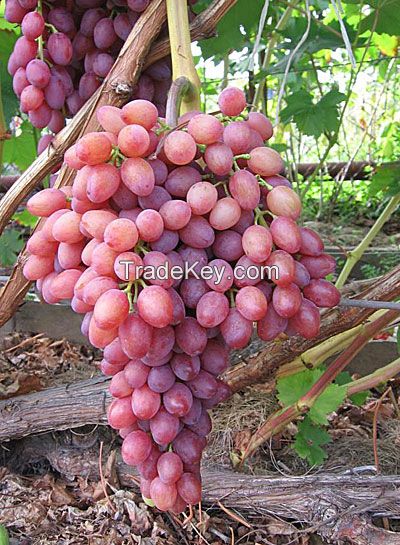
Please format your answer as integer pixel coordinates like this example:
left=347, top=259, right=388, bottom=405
left=265, top=250, right=296, bottom=286
left=218, top=87, right=246, bottom=116
left=175, top=317, right=207, bottom=356
left=124, top=359, right=150, bottom=388
left=247, top=111, right=273, bottom=140
left=137, top=285, right=173, bottom=328
left=121, top=157, right=155, bottom=197
left=242, top=225, right=273, bottom=263
left=220, top=308, right=253, bottom=349
left=299, top=227, right=324, bottom=256
left=229, top=170, right=261, bottom=210
left=299, top=254, right=336, bottom=279
left=118, top=124, right=150, bottom=158
left=272, top=283, right=302, bottom=318
left=121, top=99, right=158, bottom=130
left=204, top=142, right=233, bottom=176
left=47, top=33, right=73, bottom=66
left=303, top=279, right=341, bottom=308
left=186, top=181, right=218, bottom=215
left=109, top=370, right=133, bottom=398
left=122, top=429, right=153, bottom=465
left=107, top=397, right=137, bottom=429
left=157, top=452, right=183, bottom=485
left=119, top=313, right=153, bottom=358
left=172, top=429, right=204, bottom=465
left=209, top=197, right=241, bottom=231
left=236, top=286, right=268, bottom=321
left=150, top=477, right=177, bottom=512
left=179, top=216, right=215, bottom=249
left=93, top=289, right=129, bottom=329
left=266, top=186, right=302, bottom=220
left=164, top=383, right=193, bottom=417
left=132, top=384, right=161, bottom=420
left=248, top=147, right=284, bottom=177
left=187, top=113, right=223, bottom=145
left=163, top=131, right=197, bottom=165
left=288, top=298, right=320, bottom=339
left=104, top=218, right=139, bottom=253
left=150, top=406, right=180, bottom=445
left=223, top=121, right=251, bottom=154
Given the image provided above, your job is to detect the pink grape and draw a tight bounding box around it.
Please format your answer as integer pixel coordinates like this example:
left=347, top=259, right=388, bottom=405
left=163, top=131, right=197, bottom=165
left=187, top=113, right=224, bottom=145
left=242, top=225, right=273, bottom=263
left=266, top=186, right=302, bottom=220
left=248, top=147, right=284, bottom=177
left=218, top=87, right=246, bottom=116
left=229, top=170, right=260, bottom=210
left=303, top=279, right=341, bottom=308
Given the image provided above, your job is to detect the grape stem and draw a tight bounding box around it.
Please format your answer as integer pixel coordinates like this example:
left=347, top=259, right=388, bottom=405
left=339, top=298, right=400, bottom=311
left=165, top=76, right=192, bottom=127
left=166, top=0, right=201, bottom=116
left=254, top=207, right=269, bottom=227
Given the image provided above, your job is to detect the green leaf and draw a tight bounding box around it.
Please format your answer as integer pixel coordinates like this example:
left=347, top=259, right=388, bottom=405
left=293, top=417, right=331, bottom=466
left=0, top=28, right=19, bottom=125
left=360, top=0, right=400, bottom=36
left=0, top=525, right=9, bottom=545
left=199, top=0, right=265, bottom=59
left=280, top=88, right=346, bottom=138
left=2, top=121, right=37, bottom=170
left=336, top=371, right=369, bottom=406
left=309, top=383, right=346, bottom=424
left=13, top=209, right=38, bottom=228
left=368, top=162, right=400, bottom=196
left=277, top=367, right=324, bottom=406
left=0, top=229, right=24, bottom=267
left=278, top=368, right=346, bottom=425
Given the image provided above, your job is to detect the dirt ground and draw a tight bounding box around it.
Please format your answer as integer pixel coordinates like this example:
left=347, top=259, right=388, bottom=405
left=1, top=332, right=400, bottom=544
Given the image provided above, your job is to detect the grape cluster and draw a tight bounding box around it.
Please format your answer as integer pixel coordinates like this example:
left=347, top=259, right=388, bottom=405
left=5, top=0, right=176, bottom=147
left=23, top=87, right=340, bottom=513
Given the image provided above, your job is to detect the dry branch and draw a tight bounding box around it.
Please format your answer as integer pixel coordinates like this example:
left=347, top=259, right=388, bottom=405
left=1, top=268, right=399, bottom=443
left=7, top=432, right=400, bottom=544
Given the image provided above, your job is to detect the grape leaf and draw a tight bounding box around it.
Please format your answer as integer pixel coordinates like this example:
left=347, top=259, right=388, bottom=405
left=277, top=367, right=324, bottom=406
left=13, top=209, right=38, bottom=228
left=277, top=367, right=346, bottom=425
left=199, top=0, right=265, bottom=59
left=280, top=89, right=346, bottom=138
left=2, top=121, right=37, bottom=170
left=0, top=229, right=24, bottom=267
left=293, top=417, right=331, bottom=465
left=359, top=0, right=400, bottom=36
left=368, top=162, right=400, bottom=196
left=336, top=371, right=369, bottom=406
left=309, top=383, right=346, bottom=425
left=0, top=28, right=19, bottom=124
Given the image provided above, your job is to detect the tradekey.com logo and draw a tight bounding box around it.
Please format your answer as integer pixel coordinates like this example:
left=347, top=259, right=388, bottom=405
left=117, top=259, right=280, bottom=284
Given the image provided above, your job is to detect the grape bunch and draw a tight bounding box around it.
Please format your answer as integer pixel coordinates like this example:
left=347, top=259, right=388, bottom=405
left=23, top=86, right=340, bottom=513
left=5, top=0, right=177, bottom=147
